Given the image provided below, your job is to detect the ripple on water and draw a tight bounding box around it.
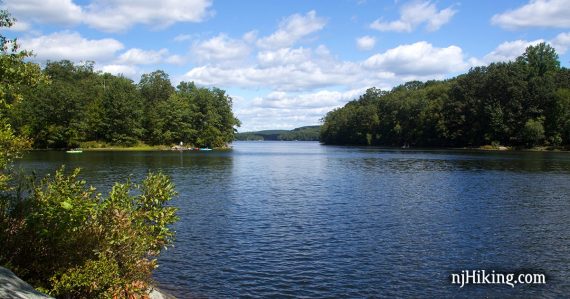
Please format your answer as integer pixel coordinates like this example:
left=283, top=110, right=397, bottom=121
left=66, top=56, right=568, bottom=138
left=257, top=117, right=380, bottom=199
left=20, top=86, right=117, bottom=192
left=15, top=143, right=570, bottom=298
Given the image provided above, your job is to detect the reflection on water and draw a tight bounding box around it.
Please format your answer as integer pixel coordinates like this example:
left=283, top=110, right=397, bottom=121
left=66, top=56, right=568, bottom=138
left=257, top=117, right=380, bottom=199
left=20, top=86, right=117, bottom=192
left=17, top=142, right=570, bottom=298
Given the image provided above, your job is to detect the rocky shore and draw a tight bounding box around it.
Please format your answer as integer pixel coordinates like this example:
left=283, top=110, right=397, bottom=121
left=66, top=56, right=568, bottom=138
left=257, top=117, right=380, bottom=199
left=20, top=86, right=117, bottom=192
left=0, top=266, right=176, bottom=299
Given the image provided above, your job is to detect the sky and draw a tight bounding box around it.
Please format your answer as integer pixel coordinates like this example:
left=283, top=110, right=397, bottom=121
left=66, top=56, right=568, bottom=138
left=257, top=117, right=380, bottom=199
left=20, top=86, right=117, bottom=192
left=1, top=0, right=570, bottom=132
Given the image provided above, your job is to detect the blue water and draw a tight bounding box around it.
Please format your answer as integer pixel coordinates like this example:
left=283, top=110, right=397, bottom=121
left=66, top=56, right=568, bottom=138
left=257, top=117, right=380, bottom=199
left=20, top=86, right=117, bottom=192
left=17, top=142, right=570, bottom=298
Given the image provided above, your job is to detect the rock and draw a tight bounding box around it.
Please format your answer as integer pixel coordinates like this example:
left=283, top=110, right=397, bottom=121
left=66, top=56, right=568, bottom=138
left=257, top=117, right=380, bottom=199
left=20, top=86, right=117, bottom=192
left=0, top=267, right=53, bottom=299
left=149, top=286, right=177, bottom=299
left=0, top=266, right=177, bottom=299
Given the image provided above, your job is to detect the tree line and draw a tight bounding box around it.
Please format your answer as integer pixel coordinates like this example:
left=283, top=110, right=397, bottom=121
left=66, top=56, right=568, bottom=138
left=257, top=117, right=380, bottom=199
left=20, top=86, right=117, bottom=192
left=235, top=126, right=320, bottom=141
left=10, top=61, right=240, bottom=148
left=321, top=43, right=570, bottom=148
left=278, top=126, right=320, bottom=141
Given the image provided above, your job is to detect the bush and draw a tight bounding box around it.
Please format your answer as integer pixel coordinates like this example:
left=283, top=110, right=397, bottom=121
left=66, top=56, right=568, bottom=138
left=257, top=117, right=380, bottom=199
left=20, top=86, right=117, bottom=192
left=522, top=118, right=545, bottom=147
left=0, top=167, right=178, bottom=298
left=79, top=140, right=110, bottom=149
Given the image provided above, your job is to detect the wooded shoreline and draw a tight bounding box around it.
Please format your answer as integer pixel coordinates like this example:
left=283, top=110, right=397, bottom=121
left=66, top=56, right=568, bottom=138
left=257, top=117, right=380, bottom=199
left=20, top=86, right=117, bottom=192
left=320, top=43, right=570, bottom=149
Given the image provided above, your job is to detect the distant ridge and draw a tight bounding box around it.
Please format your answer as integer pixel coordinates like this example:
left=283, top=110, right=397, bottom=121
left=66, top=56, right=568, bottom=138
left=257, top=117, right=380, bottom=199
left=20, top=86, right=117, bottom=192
left=235, top=126, right=320, bottom=141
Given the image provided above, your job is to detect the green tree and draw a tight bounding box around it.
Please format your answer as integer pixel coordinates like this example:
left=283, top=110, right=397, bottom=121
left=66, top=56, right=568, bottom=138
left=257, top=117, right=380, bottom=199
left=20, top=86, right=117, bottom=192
left=320, top=43, right=569, bottom=148
left=518, top=43, right=560, bottom=140
left=522, top=118, right=545, bottom=147
left=550, top=88, right=570, bottom=144
left=278, top=126, right=321, bottom=141
left=100, top=74, right=144, bottom=145
left=517, top=42, right=560, bottom=77
left=154, top=92, right=197, bottom=145
left=139, top=70, right=175, bottom=144
left=0, top=9, right=45, bottom=188
left=11, top=60, right=101, bottom=148
left=191, top=85, right=240, bottom=147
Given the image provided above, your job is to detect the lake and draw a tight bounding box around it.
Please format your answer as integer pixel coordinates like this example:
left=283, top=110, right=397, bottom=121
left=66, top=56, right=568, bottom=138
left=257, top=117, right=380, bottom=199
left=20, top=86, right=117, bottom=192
left=16, top=141, right=570, bottom=298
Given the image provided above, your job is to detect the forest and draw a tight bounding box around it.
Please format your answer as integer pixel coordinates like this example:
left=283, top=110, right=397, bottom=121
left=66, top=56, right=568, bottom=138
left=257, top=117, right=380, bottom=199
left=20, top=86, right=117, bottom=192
left=235, top=126, right=320, bottom=141
left=9, top=61, right=240, bottom=149
left=320, top=43, right=570, bottom=148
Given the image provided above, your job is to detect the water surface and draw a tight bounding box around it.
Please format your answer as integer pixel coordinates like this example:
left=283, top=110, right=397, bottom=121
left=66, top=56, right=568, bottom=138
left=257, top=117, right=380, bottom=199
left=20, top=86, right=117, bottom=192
left=17, top=142, right=570, bottom=298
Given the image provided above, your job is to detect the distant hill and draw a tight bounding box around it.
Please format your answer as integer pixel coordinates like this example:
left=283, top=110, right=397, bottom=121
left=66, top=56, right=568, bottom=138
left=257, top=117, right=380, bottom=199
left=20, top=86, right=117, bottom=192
left=235, top=126, right=320, bottom=141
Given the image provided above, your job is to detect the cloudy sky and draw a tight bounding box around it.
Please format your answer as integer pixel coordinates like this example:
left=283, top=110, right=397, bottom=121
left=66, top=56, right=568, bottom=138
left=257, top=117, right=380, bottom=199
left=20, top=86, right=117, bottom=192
left=2, top=0, right=570, bottom=131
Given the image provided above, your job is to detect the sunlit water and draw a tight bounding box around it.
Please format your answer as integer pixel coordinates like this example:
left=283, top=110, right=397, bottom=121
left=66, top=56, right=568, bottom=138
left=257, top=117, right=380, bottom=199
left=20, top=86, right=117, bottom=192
left=16, top=142, right=570, bottom=298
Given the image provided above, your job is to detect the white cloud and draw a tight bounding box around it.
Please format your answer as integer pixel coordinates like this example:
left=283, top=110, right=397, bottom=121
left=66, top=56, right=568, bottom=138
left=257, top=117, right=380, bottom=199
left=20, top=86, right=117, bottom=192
left=2, top=0, right=82, bottom=25
left=257, top=10, right=327, bottom=49
left=257, top=47, right=312, bottom=68
left=183, top=56, right=364, bottom=92
left=370, top=1, right=456, bottom=32
left=2, top=0, right=213, bottom=32
left=251, top=89, right=366, bottom=109
left=236, top=106, right=326, bottom=131
left=185, top=65, right=323, bottom=91
left=482, top=39, right=544, bottom=64
left=19, top=31, right=124, bottom=62
left=242, top=31, right=258, bottom=43
left=4, top=20, right=31, bottom=32
left=237, top=106, right=328, bottom=131
left=98, top=64, right=139, bottom=78
left=492, top=0, right=570, bottom=29
left=363, top=41, right=467, bottom=76
left=551, top=32, right=570, bottom=54
left=190, top=42, right=351, bottom=90
left=84, top=0, right=213, bottom=32
left=165, top=54, right=187, bottom=65
left=117, top=48, right=169, bottom=65
left=235, top=88, right=367, bottom=131
left=476, top=34, right=570, bottom=65
left=17, top=32, right=187, bottom=72
left=356, top=36, right=376, bottom=51
left=315, top=45, right=331, bottom=57
left=183, top=41, right=471, bottom=92
left=174, top=34, right=193, bottom=42
left=192, top=34, right=251, bottom=64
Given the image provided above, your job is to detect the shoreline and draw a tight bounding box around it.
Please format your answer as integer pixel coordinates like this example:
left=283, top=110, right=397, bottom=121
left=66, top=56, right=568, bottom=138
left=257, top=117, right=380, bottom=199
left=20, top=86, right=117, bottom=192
left=27, top=145, right=233, bottom=152
left=25, top=142, right=570, bottom=153
left=318, top=143, right=570, bottom=153
left=0, top=267, right=177, bottom=299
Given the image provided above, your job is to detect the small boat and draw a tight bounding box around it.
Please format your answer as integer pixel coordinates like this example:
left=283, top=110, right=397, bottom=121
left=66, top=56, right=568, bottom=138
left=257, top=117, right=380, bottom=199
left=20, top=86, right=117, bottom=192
left=66, top=149, right=83, bottom=153
left=199, top=148, right=213, bottom=151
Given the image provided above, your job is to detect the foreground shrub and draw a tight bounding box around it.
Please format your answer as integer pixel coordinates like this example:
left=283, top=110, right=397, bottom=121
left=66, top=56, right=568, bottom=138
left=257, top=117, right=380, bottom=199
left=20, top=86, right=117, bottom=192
left=0, top=167, right=178, bottom=298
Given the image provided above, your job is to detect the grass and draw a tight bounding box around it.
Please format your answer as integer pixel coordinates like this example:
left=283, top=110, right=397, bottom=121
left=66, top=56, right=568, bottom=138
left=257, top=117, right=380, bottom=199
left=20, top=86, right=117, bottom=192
left=82, top=145, right=170, bottom=151
left=79, top=141, right=170, bottom=151
left=477, top=144, right=570, bottom=152
left=479, top=144, right=510, bottom=151
left=78, top=141, right=232, bottom=151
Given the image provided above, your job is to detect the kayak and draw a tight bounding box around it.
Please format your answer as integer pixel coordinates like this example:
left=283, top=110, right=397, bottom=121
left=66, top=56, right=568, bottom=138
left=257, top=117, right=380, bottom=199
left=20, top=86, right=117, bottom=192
left=66, top=150, right=83, bottom=153
left=199, top=148, right=213, bottom=151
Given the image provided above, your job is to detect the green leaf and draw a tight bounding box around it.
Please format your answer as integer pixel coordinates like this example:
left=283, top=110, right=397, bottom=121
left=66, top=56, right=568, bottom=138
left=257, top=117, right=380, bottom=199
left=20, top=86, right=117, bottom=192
left=61, top=201, right=73, bottom=210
